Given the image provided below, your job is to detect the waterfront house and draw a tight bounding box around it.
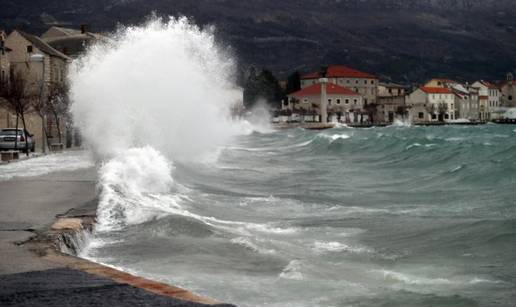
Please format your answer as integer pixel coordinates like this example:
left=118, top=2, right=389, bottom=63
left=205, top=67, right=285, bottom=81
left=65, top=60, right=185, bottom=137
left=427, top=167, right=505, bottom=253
left=376, top=82, right=407, bottom=123
left=41, top=25, right=107, bottom=59
left=406, top=87, right=455, bottom=122
left=472, top=80, right=501, bottom=120
left=286, top=82, right=364, bottom=123
left=300, top=65, right=378, bottom=105
left=6, top=30, right=71, bottom=95
left=4, top=30, right=72, bottom=150
left=448, top=83, right=479, bottom=121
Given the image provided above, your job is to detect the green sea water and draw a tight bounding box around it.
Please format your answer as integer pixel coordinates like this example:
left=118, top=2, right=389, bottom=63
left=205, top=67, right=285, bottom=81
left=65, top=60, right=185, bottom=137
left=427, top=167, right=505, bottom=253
left=83, top=124, right=516, bottom=306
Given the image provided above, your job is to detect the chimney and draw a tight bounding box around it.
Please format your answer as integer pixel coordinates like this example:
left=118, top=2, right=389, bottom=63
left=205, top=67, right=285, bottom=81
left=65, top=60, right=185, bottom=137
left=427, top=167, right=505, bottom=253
left=507, top=72, right=514, bottom=82
left=80, top=24, right=88, bottom=34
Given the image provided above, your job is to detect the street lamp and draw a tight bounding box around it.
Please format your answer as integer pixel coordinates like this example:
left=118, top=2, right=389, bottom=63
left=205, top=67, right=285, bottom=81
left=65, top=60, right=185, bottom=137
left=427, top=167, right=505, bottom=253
left=29, top=53, right=47, bottom=154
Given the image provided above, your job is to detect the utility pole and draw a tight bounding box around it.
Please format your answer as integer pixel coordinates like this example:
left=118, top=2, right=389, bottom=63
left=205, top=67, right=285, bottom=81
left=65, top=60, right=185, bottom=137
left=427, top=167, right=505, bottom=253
left=30, top=53, right=47, bottom=154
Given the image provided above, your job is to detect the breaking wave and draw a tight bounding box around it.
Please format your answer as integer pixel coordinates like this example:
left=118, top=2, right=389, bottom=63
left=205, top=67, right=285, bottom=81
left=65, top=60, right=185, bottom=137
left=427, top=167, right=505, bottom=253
left=66, top=16, right=516, bottom=307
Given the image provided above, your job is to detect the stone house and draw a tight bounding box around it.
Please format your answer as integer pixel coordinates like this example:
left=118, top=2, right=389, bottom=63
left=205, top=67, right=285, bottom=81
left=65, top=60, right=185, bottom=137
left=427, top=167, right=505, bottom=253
left=376, top=82, right=407, bottom=123
left=0, top=30, right=10, bottom=85
left=300, top=65, right=378, bottom=105
left=472, top=80, right=501, bottom=120
left=448, top=83, right=479, bottom=120
left=41, top=25, right=107, bottom=59
left=3, top=30, right=72, bottom=150
left=286, top=83, right=364, bottom=123
left=406, top=87, right=455, bottom=122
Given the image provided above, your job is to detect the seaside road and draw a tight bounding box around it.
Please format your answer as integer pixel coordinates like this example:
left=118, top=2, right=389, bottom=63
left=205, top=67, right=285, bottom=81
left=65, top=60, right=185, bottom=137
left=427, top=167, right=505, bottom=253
left=0, top=167, right=98, bottom=275
left=0, top=167, right=235, bottom=306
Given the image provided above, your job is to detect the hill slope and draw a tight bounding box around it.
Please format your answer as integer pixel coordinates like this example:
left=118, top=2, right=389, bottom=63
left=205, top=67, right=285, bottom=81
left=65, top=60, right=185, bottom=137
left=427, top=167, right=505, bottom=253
left=1, top=0, right=516, bottom=82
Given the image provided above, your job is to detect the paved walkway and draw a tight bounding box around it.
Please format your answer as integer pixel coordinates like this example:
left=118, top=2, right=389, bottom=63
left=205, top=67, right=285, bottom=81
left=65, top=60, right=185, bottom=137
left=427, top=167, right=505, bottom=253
left=0, top=165, right=234, bottom=306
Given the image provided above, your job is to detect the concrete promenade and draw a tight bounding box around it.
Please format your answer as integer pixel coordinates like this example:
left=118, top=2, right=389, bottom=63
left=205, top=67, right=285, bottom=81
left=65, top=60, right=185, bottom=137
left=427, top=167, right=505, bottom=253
left=0, top=164, right=234, bottom=306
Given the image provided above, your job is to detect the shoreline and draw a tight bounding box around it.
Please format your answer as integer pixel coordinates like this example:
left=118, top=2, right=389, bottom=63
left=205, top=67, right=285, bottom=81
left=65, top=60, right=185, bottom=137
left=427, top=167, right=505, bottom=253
left=0, top=165, right=234, bottom=306
left=271, top=120, right=501, bottom=130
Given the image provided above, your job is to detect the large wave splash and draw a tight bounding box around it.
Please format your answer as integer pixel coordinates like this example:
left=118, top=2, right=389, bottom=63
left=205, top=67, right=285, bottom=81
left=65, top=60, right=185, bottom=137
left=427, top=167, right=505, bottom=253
left=70, top=17, right=243, bottom=161
left=69, top=17, right=246, bottom=231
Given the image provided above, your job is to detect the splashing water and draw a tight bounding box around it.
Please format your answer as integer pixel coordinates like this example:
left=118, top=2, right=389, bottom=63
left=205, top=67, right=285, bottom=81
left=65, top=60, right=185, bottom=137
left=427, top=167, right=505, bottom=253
left=70, top=17, right=243, bottom=161
left=70, top=17, right=250, bottom=232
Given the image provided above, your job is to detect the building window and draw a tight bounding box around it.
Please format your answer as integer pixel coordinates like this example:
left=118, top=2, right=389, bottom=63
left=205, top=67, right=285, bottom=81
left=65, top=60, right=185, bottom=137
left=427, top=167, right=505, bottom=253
left=419, top=112, right=424, bottom=119
left=355, top=80, right=359, bottom=84
left=27, top=45, right=33, bottom=53
left=432, top=114, right=437, bottom=120
left=328, top=98, right=332, bottom=105
left=445, top=114, right=449, bottom=119
left=336, top=99, right=341, bottom=105
left=510, top=95, right=513, bottom=101
left=364, top=80, right=367, bottom=85
left=303, top=98, right=308, bottom=103
left=353, top=99, right=357, bottom=104
left=346, top=80, right=350, bottom=84
left=371, top=80, right=375, bottom=85
left=345, top=99, right=349, bottom=104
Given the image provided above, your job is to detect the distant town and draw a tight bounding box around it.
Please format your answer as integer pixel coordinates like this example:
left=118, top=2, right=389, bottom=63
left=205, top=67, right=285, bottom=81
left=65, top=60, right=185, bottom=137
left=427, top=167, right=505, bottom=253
left=272, top=65, right=516, bottom=127
left=1, top=25, right=516, bottom=158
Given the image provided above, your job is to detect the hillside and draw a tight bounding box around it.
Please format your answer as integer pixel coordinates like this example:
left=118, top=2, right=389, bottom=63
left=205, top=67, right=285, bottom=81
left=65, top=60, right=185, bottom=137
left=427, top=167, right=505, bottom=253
left=1, top=0, right=516, bottom=82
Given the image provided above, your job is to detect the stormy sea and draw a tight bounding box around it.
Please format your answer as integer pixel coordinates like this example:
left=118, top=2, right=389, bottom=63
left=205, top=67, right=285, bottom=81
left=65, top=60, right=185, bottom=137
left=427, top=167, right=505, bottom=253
left=66, top=18, right=516, bottom=307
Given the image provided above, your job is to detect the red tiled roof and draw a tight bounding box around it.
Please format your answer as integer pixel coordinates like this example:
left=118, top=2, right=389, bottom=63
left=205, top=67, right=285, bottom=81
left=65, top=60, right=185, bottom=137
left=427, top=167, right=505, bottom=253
left=290, top=83, right=360, bottom=97
left=301, top=65, right=376, bottom=80
left=421, top=87, right=453, bottom=94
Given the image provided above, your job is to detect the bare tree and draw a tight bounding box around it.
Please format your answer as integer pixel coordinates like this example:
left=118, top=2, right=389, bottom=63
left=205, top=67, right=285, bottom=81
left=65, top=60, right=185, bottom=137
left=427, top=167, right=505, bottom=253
left=437, top=103, right=448, bottom=122
left=0, top=72, right=34, bottom=155
left=425, top=104, right=436, bottom=122
left=46, top=82, right=70, bottom=145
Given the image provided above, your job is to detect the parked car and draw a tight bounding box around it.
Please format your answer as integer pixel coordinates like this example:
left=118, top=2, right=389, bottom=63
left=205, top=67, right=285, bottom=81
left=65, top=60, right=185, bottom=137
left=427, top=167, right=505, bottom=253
left=0, top=128, right=36, bottom=153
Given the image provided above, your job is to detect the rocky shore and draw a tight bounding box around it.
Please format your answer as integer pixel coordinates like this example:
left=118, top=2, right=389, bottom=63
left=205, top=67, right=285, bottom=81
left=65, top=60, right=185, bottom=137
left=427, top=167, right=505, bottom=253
left=0, top=165, right=235, bottom=307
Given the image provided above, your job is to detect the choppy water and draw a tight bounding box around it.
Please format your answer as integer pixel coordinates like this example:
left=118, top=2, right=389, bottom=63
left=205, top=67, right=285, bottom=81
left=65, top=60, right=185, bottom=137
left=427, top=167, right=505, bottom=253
left=80, top=124, right=516, bottom=307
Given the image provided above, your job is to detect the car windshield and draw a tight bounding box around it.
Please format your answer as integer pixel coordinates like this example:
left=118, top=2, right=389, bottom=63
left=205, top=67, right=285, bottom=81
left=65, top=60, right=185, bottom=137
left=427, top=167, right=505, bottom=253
left=0, top=130, right=23, bottom=135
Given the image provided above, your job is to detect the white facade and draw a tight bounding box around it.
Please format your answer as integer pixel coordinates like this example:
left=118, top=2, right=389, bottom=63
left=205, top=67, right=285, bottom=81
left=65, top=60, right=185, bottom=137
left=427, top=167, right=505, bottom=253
left=472, top=81, right=501, bottom=120
left=406, top=88, right=455, bottom=122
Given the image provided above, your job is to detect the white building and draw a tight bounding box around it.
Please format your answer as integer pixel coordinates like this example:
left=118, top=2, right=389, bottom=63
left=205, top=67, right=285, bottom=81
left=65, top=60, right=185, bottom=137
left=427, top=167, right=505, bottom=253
left=406, top=87, right=455, bottom=122
left=472, top=80, right=501, bottom=120
left=286, top=82, right=364, bottom=123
